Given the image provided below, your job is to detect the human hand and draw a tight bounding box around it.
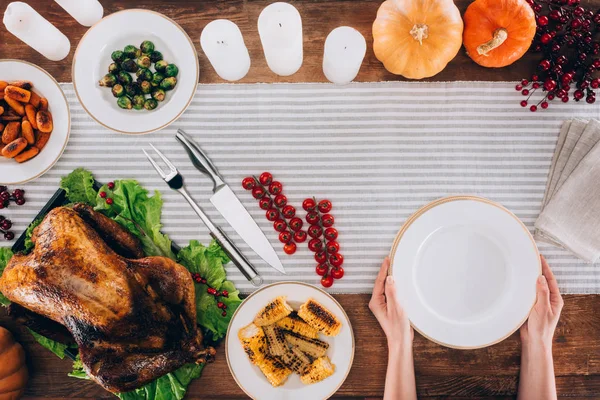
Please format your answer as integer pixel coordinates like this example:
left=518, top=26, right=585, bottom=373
left=520, top=255, right=564, bottom=348
left=369, top=257, right=413, bottom=350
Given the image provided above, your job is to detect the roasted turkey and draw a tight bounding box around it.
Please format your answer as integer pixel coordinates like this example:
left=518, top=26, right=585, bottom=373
left=0, top=205, right=211, bottom=393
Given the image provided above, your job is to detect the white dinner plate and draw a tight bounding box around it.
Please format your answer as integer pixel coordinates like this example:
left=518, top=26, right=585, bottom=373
left=0, top=60, right=70, bottom=185
left=226, top=282, right=354, bottom=400
left=72, top=9, right=198, bottom=134
left=390, top=196, right=540, bottom=349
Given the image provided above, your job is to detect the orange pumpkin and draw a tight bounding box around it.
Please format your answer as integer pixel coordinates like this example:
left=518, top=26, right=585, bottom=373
left=0, top=327, right=27, bottom=400
left=463, top=0, right=536, bottom=68
left=372, top=0, right=464, bottom=79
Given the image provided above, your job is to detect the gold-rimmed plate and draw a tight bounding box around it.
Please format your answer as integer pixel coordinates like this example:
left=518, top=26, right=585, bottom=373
left=72, top=9, right=199, bottom=135
left=226, top=281, right=354, bottom=400
left=389, top=196, right=540, bottom=349
left=0, top=60, right=70, bottom=185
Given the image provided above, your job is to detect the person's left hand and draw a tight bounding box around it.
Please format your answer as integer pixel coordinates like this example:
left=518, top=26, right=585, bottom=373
left=369, top=257, right=413, bottom=349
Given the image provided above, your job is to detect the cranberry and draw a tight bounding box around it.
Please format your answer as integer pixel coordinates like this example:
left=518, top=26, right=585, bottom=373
left=591, top=79, right=600, bottom=89
left=539, top=60, right=551, bottom=71
left=548, top=94, right=555, bottom=100
left=99, top=191, right=107, bottom=198
left=532, top=83, right=540, bottom=89
left=571, top=19, right=582, bottom=29
left=1, top=219, right=12, bottom=230
left=520, top=100, right=528, bottom=107
left=259, top=172, right=273, bottom=186
left=0, top=186, right=6, bottom=193
left=4, top=232, right=14, bottom=240
left=273, top=194, right=287, bottom=207
left=574, top=89, right=585, bottom=100
left=574, top=6, right=585, bottom=17
left=540, top=33, right=552, bottom=44
left=217, top=302, right=225, bottom=309
left=293, top=230, right=307, bottom=243
left=242, top=177, right=256, bottom=190
left=541, top=101, right=549, bottom=109
left=221, top=290, right=229, bottom=297
left=302, top=198, right=316, bottom=211
left=530, top=105, right=538, bottom=112
left=221, top=311, right=227, bottom=317
left=106, top=198, right=114, bottom=205
left=586, top=96, right=596, bottom=104
left=515, top=84, right=523, bottom=91
left=15, top=198, right=25, bottom=206
left=522, top=89, right=530, bottom=96
left=549, top=10, right=562, bottom=20
left=544, top=79, right=557, bottom=91
left=538, top=15, right=549, bottom=26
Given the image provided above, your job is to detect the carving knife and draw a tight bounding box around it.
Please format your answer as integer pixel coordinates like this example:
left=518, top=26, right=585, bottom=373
left=176, top=129, right=286, bottom=274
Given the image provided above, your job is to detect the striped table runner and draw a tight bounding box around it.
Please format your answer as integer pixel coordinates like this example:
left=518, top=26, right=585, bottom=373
left=12, top=82, right=600, bottom=294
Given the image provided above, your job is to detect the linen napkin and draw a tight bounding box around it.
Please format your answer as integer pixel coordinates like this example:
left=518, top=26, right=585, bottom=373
left=535, top=119, right=600, bottom=262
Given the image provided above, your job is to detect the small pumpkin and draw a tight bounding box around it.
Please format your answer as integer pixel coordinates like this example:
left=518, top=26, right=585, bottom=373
left=0, top=327, right=27, bottom=400
left=372, top=0, right=464, bottom=79
left=463, top=0, right=536, bottom=68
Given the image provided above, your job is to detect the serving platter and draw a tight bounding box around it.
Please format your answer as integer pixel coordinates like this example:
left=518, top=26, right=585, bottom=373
left=389, top=196, right=541, bottom=349
left=226, top=281, right=354, bottom=400
left=0, top=60, right=70, bottom=185
left=72, top=9, right=199, bottom=134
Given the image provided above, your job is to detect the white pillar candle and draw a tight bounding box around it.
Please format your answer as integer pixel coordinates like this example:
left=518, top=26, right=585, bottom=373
left=54, top=0, right=104, bottom=27
left=258, top=2, right=303, bottom=76
left=323, top=27, right=366, bottom=85
left=3, top=2, right=70, bottom=61
left=200, top=19, right=251, bottom=82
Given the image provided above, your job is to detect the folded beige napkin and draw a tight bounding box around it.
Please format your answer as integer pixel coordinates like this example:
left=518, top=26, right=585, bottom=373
left=535, top=119, right=600, bottom=262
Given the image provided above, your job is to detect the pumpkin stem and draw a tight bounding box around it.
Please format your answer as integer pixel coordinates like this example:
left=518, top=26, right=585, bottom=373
left=410, top=24, right=429, bottom=46
left=477, top=28, right=509, bottom=57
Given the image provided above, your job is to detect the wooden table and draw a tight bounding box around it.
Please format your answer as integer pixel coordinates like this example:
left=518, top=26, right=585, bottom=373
left=1, top=1, right=599, bottom=399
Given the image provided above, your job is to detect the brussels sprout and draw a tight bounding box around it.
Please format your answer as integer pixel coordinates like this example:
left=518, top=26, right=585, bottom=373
left=159, top=76, right=177, bottom=91
left=121, top=58, right=139, bottom=73
left=151, top=72, right=165, bottom=87
left=117, top=71, right=133, bottom=85
left=99, top=73, right=117, bottom=87
left=132, top=94, right=146, bottom=110
left=111, top=84, right=125, bottom=98
left=150, top=50, right=163, bottom=63
left=123, top=45, right=140, bottom=59
left=144, top=98, right=158, bottom=111
left=136, top=55, right=152, bottom=69
left=125, top=82, right=141, bottom=97
left=152, top=88, right=166, bottom=102
left=108, top=62, right=120, bottom=74
left=154, top=60, right=168, bottom=73
left=136, top=68, right=153, bottom=82
left=140, top=40, right=155, bottom=54
left=117, top=96, right=133, bottom=110
left=165, top=64, right=179, bottom=77
left=139, top=81, right=152, bottom=94
left=111, top=50, right=125, bottom=63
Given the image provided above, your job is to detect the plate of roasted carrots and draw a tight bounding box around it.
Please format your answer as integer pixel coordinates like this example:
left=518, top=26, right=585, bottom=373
left=0, top=60, right=70, bottom=184
left=226, top=282, right=355, bottom=400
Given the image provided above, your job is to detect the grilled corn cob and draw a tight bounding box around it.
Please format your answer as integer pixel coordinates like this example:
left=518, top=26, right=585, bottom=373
left=238, top=323, right=268, bottom=365
left=276, top=312, right=319, bottom=339
left=297, top=298, right=342, bottom=336
left=257, top=355, right=292, bottom=387
left=284, top=332, right=329, bottom=358
left=263, top=324, right=288, bottom=356
left=254, top=296, right=293, bottom=326
left=300, top=356, right=336, bottom=385
left=278, top=347, right=312, bottom=374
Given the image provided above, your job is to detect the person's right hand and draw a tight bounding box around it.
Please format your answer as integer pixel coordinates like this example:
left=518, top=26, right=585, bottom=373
left=520, top=255, right=564, bottom=347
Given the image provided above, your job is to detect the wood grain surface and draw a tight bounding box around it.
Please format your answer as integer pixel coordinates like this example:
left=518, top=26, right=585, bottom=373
left=1, top=0, right=600, bottom=399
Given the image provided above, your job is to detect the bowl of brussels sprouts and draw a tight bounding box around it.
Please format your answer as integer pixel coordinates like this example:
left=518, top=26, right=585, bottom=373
left=72, top=9, right=199, bottom=134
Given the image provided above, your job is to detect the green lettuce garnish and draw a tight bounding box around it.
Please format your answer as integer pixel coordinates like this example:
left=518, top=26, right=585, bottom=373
left=28, top=329, right=72, bottom=359
left=23, top=218, right=42, bottom=254
left=0, top=248, right=13, bottom=306
left=59, top=168, right=98, bottom=205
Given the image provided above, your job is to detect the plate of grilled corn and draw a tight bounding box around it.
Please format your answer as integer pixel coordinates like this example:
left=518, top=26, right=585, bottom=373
left=226, top=281, right=354, bottom=400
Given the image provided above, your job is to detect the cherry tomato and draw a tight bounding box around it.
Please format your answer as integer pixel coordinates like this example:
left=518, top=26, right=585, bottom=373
left=242, top=177, right=256, bottom=190
left=316, top=264, right=328, bottom=276
left=331, top=267, right=344, bottom=279
left=321, top=214, right=334, bottom=227
left=259, top=197, right=272, bottom=210
left=315, top=251, right=327, bottom=263
left=308, top=225, right=323, bottom=238
left=289, top=217, right=303, bottom=231
left=273, top=219, right=287, bottom=232
left=329, top=253, right=344, bottom=267
left=251, top=186, right=265, bottom=199
left=279, top=231, right=293, bottom=244
left=324, top=227, right=338, bottom=241
left=283, top=242, right=297, bottom=255
left=303, top=198, right=316, bottom=211
left=274, top=194, right=287, bottom=207
left=326, top=241, right=340, bottom=254
left=269, top=181, right=283, bottom=195
left=308, top=238, right=323, bottom=252
left=293, top=230, right=307, bottom=243
left=321, top=275, right=334, bottom=288
left=318, top=199, right=332, bottom=213
left=306, top=211, right=320, bottom=224
left=259, top=172, right=273, bottom=186
left=282, top=205, right=296, bottom=219
left=266, top=208, right=280, bottom=221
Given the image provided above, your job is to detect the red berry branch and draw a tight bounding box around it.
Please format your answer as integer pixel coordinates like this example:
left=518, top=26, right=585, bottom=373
left=242, top=172, right=307, bottom=255
left=303, top=198, right=344, bottom=288
left=518, top=0, right=600, bottom=110
left=190, top=272, right=230, bottom=317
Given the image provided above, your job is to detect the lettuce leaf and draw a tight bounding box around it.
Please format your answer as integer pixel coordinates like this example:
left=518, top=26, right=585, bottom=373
left=177, top=240, right=241, bottom=340
left=28, top=329, right=72, bottom=359
left=59, top=168, right=97, bottom=205
left=23, top=218, right=42, bottom=254
left=0, top=247, right=13, bottom=306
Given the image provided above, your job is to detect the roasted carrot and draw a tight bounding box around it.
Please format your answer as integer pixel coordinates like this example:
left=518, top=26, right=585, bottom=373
left=9, top=81, right=32, bottom=90
left=1, top=137, right=27, bottom=158
left=5, top=85, right=32, bottom=103
left=29, top=91, right=41, bottom=108
left=34, top=131, right=51, bottom=150
left=4, top=96, right=25, bottom=115
left=21, top=120, right=34, bottom=144
left=2, top=121, right=21, bottom=144
left=25, top=104, right=38, bottom=129
left=14, top=146, right=39, bottom=163
left=39, top=98, right=49, bottom=111
left=36, top=110, right=53, bottom=133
